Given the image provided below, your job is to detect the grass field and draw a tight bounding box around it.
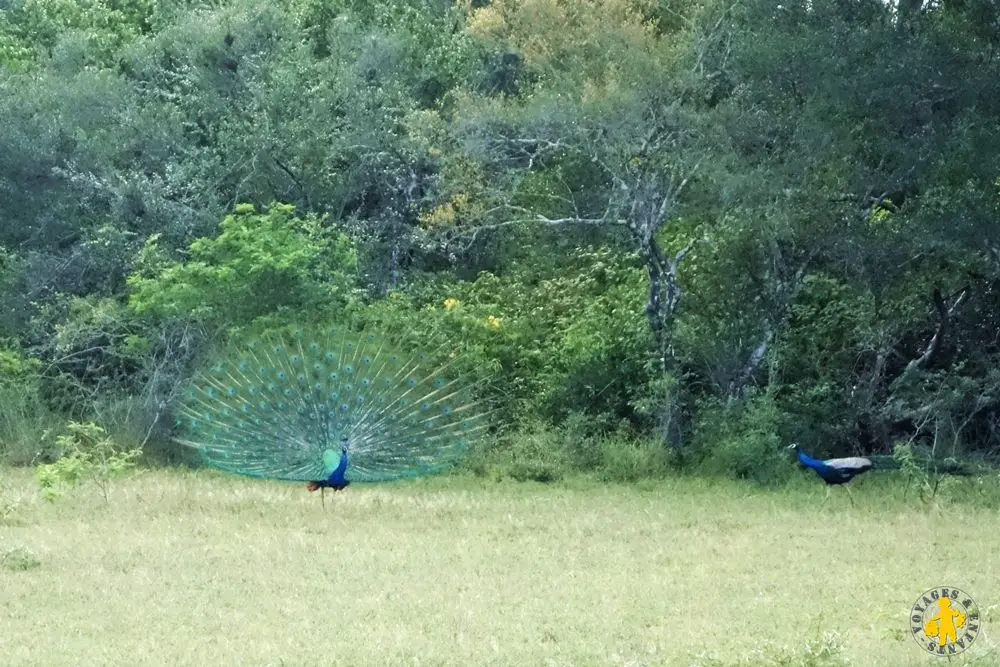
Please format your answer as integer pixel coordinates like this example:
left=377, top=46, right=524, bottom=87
left=1, top=467, right=998, bottom=666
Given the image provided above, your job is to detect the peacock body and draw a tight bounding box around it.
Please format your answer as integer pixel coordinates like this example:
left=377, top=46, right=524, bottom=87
left=790, top=445, right=873, bottom=485
left=175, top=327, right=490, bottom=491
left=789, top=443, right=879, bottom=506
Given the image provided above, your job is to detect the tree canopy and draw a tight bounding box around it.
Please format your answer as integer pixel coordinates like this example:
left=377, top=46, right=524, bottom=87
left=1, top=0, right=998, bottom=479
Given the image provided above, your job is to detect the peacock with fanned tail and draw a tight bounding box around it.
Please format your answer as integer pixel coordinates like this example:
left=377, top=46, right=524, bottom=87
left=175, top=328, right=490, bottom=503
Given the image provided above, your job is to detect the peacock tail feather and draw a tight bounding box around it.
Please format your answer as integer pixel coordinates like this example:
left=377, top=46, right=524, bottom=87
left=174, top=327, right=491, bottom=484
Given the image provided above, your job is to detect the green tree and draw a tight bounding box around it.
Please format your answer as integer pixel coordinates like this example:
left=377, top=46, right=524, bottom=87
left=128, top=202, right=358, bottom=331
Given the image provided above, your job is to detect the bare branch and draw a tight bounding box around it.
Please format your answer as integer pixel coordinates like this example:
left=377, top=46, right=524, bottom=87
left=902, top=285, right=968, bottom=378
left=271, top=155, right=312, bottom=211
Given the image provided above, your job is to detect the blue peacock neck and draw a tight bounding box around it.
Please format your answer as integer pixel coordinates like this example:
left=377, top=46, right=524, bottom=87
left=325, top=445, right=350, bottom=489
left=792, top=445, right=821, bottom=469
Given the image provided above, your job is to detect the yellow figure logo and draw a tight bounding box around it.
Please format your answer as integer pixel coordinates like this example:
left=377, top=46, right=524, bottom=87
left=923, top=597, right=965, bottom=646
left=910, top=588, right=980, bottom=656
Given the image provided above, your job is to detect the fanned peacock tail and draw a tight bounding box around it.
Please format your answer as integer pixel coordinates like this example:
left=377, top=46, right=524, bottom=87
left=174, top=327, right=491, bottom=485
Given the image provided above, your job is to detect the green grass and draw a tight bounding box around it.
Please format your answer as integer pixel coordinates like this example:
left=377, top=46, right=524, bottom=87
left=1, top=468, right=998, bottom=666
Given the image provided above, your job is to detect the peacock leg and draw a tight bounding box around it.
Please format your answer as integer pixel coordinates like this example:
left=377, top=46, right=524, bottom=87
left=821, top=486, right=831, bottom=506
left=844, top=484, right=855, bottom=507
left=321, top=486, right=326, bottom=510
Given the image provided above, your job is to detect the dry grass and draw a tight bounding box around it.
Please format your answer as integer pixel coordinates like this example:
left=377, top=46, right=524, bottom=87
left=1, top=468, right=998, bottom=666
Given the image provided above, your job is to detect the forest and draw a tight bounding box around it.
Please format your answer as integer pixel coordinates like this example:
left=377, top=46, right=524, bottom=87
left=2, top=0, right=999, bottom=483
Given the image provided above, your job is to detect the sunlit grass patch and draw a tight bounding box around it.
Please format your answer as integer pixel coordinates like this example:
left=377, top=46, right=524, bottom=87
left=0, top=467, right=997, bottom=666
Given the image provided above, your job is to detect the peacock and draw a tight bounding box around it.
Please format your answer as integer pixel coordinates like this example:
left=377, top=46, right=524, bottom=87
left=174, top=327, right=490, bottom=505
left=788, top=444, right=875, bottom=506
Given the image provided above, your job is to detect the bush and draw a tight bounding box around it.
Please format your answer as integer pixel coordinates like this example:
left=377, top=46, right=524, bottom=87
left=595, top=430, right=673, bottom=483
left=466, top=413, right=672, bottom=483
left=477, top=426, right=570, bottom=483
left=128, top=203, right=359, bottom=333
left=0, top=347, right=57, bottom=465
left=693, top=393, right=791, bottom=485
left=35, top=421, right=142, bottom=502
left=356, top=246, right=650, bottom=430
left=1, top=545, right=41, bottom=572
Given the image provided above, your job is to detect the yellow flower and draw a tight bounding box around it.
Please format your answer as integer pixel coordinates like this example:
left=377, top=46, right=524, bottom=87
left=486, top=315, right=501, bottom=328
left=443, top=298, right=459, bottom=310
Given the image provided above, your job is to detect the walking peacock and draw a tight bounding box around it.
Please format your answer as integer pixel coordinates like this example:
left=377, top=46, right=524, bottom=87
left=175, top=327, right=490, bottom=504
left=789, top=444, right=875, bottom=506
left=790, top=442, right=977, bottom=506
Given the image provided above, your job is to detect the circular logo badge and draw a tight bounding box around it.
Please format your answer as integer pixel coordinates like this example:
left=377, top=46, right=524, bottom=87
left=910, top=587, right=980, bottom=656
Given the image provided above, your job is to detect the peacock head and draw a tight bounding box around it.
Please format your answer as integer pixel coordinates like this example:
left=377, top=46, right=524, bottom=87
left=787, top=443, right=800, bottom=452
left=340, top=436, right=349, bottom=454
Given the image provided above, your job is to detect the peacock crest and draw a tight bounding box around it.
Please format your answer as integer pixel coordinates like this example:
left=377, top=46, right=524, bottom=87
left=174, top=327, right=490, bottom=487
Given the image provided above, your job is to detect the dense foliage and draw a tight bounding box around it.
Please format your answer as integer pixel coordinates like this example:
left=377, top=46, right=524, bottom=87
left=1, top=0, right=998, bottom=481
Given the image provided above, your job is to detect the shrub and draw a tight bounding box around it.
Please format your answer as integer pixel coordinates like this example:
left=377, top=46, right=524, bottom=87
left=1, top=546, right=41, bottom=572
left=0, top=347, right=56, bottom=465
left=468, top=422, right=569, bottom=483
left=693, top=393, right=791, bottom=485
left=35, top=421, right=142, bottom=503
left=128, top=203, right=359, bottom=333
left=356, top=246, right=650, bottom=430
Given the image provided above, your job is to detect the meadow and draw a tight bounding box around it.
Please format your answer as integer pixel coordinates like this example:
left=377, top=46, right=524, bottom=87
left=1, top=468, right=998, bottom=667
